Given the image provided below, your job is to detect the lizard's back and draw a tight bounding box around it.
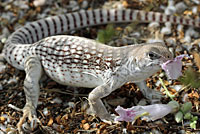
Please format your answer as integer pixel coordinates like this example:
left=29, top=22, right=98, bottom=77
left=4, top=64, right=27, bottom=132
left=32, top=35, right=120, bottom=87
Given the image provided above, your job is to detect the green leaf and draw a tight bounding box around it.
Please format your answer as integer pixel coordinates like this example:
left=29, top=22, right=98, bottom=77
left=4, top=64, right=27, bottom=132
left=97, top=30, right=106, bottom=43
left=191, top=116, right=198, bottom=121
left=184, top=112, right=192, bottom=120
left=179, top=67, right=200, bottom=88
left=106, top=24, right=115, bottom=38
left=175, top=111, right=183, bottom=123
left=180, top=102, right=192, bottom=114
left=190, top=120, right=197, bottom=129
left=97, top=24, right=116, bottom=44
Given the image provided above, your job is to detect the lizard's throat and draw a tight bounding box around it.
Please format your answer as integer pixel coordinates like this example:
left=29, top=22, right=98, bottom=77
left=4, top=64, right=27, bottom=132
left=122, top=57, right=161, bottom=82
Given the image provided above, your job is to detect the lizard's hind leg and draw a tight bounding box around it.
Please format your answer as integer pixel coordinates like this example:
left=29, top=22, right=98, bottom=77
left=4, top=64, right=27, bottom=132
left=17, top=56, right=43, bottom=133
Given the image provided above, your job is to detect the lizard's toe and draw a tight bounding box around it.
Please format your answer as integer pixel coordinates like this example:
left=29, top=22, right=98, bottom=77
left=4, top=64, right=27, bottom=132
left=17, top=106, right=39, bottom=133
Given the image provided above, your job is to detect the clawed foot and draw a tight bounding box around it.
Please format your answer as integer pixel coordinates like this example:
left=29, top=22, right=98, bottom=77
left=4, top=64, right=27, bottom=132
left=8, top=104, right=40, bottom=133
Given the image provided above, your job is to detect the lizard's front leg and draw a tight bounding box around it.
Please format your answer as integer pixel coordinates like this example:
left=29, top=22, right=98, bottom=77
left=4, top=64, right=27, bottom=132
left=17, top=56, right=43, bottom=133
left=87, top=79, right=121, bottom=122
left=136, top=80, right=162, bottom=104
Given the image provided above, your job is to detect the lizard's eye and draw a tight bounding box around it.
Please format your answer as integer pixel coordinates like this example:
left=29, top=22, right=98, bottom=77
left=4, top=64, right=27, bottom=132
left=148, top=52, right=161, bottom=60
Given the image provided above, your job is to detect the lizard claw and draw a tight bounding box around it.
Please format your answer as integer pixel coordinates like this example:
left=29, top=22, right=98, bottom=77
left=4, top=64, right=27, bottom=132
left=21, top=117, right=39, bottom=134
left=8, top=104, right=39, bottom=133
left=17, top=106, right=40, bottom=133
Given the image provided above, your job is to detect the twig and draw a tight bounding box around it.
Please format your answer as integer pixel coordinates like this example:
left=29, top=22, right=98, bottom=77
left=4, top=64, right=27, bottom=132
left=43, top=88, right=87, bottom=96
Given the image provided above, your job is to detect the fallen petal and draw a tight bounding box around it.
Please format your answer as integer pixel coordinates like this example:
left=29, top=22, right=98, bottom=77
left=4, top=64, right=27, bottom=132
left=161, top=54, right=188, bottom=79
left=115, top=104, right=173, bottom=122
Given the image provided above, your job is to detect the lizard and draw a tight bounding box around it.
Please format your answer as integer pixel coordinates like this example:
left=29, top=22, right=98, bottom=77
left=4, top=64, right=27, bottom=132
left=2, top=8, right=199, bottom=132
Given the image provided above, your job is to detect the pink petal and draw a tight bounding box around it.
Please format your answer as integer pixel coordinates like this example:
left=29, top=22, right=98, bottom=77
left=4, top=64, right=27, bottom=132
left=115, top=104, right=173, bottom=122
left=161, top=54, right=188, bottom=79
left=115, top=106, right=136, bottom=122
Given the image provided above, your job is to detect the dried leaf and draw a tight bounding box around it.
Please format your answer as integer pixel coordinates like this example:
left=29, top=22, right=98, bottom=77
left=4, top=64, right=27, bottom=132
left=0, top=116, right=5, bottom=122
left=122, top=1, right=129, bottom=7
left=73, top=128, right=79, bottom=133
left=56, top=115, right=61, bottom=124
left=61, top=114, right=69, bottom=121
left=47, top=117, right=54, bottom=126
left=193, top=52, right=200, bottom=71
left=188, top=91, right=200, bottom=99
left=81, top=119, right=87, bottom=124
left=183, top=10, right=193, bottom=16
left=83, top=123, right=90, bottom=130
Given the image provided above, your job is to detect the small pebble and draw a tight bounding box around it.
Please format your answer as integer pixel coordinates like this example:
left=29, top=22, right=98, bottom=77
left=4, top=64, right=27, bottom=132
left=0, top=124, right=6, bottom=133
left=161, top=22, right=172, bottom=35
left=182, top=93, right=189, bottom=102
left=67, top=102, right=75, bottom=108
left=0, top=65, right=6, bottom=73
left=177, top=24, right=183, bottom=31
left=33, top=0, right=46, bottom=7
left=43, top=108, right=49, bottom=116
left=148, top=22, right=160, bottom=29
left=0, top=28, right=10, bottom=40
left=81, top=0, right=88, bottom=9
left=192, top=6, right=198, bottom=14
left=68, top=0, right=79, bottom=11
left=170, top=85, right=182, bottom=92
left=166, top=38, right=176, bottom=46
left=147, top=39, right=164, bottom=43
left=7, top=78, right=17, bottom=85
left=130, top=32, right=141, bottom=38
left=182, top=44, right=193, bottom=51
left=175, top=2, right=187, bottom=13
left=13, top=1, right=29, bottom=9
left=159, top=72, right=165, bottom=78
left=0, top=84, right=3, bottom=90
left=178, top=130, right=186, bottom=134
left=122, top=128, right=127, bottom=134
left=52, top=123, right=60, bottom=130
left=151, top=129, right=162, bottom=134
left=155, top=80, right=161, bottom=87
left=52, top=97, right=62, bottom=104
left=191, top=0, right=200, bottom=4
left=164, top=0, right=176, bottom=15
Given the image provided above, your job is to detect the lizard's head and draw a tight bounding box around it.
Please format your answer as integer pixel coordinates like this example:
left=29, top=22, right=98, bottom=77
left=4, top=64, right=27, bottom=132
left=133, top=42, right=173, bottom=71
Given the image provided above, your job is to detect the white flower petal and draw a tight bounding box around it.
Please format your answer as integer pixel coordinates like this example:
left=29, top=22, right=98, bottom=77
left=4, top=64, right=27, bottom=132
left=161, top=54, right=188, bottom=79
left=115, top=104, right=173, bottom=122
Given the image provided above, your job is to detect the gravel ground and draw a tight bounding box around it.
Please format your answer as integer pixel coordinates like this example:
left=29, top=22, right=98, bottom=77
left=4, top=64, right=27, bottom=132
left=0, top=0, right=200, bottom=133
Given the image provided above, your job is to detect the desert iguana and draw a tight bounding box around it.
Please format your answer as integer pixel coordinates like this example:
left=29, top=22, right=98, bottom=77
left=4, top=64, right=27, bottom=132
left=2, top=9, right=199, bottom=132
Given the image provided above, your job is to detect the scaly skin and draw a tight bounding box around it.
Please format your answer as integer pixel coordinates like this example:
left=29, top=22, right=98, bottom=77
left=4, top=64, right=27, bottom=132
left=2, top=9, right=199, bottom=132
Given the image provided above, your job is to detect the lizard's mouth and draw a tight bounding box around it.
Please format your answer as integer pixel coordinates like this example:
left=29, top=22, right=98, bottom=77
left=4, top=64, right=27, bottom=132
left=159, top=56, right=172, bottom=63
